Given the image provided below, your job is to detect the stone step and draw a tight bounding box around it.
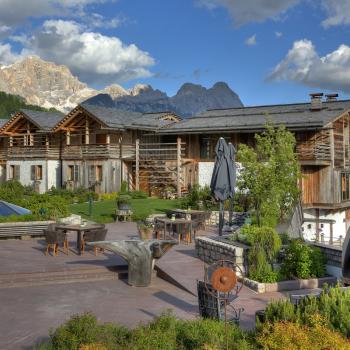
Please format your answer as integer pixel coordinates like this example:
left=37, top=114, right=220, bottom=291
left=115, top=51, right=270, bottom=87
left=0, top=265, right=128, bottom=288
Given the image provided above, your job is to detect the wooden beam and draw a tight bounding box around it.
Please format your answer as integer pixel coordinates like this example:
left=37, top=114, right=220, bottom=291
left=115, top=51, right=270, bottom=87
left=135, top=138, right=140, bottom=191
left=85, top=117, right=89, bottom=145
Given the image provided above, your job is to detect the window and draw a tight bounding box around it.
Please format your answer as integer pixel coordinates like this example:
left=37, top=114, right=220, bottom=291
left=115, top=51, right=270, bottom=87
left=96, top=165, right=103, bottom=182
left=200, top=136, right=212, bottom=159
left=31, top=165, right=43, bottom=181
left=9, top=165, right=20, bottom=180
left=341, top=172, right=350, bottom=201
left=67, top=165, right=79, bottom=182
left=88, top=165, right=103, bottom=183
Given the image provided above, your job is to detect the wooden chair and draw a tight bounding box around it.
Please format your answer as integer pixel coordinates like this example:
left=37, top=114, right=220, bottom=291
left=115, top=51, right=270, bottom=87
left=44, top=229, right=68, bottom=256
left=81, top=228, right=107, bottom=255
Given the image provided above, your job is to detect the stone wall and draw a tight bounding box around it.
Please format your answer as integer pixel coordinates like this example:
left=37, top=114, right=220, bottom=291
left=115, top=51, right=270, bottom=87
left=311, top=242, right=342, bottom=267
left=195, top=236, right=250, bottom=275
left=206, top=211, right=247, bottom=226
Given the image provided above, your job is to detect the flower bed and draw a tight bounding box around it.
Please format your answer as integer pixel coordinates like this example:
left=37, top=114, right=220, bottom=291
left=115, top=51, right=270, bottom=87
left=242, top=275, right=337, bottom=294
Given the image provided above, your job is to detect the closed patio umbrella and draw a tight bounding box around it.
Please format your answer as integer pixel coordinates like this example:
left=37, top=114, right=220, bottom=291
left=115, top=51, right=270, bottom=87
left=210, top=137, right=234, bottom=235
left=228, top=142, right=237, bottom=225
left=0, top=200, right=32, bottom=217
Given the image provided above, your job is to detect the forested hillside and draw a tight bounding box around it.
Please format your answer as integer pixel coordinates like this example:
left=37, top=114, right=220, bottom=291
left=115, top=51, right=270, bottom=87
left=0, top=91, right=59, bottom=119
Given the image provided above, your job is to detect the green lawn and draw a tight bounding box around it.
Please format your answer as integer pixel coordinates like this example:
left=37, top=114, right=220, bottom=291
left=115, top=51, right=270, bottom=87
left=69, top=198, right=179, bottom=223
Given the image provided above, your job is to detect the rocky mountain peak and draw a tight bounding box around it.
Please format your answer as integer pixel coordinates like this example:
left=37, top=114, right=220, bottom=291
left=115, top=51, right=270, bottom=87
left=129, top=84, right=153, bottom=96
left=0, top=56, right=243, bottom=116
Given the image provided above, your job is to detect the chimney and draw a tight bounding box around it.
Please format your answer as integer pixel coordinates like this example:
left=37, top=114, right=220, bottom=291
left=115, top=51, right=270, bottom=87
left=310, top=93, right=323, bottom=110
left=325, top=93, right=338, bottom=102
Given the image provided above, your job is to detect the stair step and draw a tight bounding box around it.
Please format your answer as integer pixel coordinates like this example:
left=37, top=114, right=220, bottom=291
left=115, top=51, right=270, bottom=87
left=0, top=265, right=128, bottom=288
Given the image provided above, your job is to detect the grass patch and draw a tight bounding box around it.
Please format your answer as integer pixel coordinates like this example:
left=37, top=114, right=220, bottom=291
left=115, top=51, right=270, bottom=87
left=69, top=198, right=179, bottom=223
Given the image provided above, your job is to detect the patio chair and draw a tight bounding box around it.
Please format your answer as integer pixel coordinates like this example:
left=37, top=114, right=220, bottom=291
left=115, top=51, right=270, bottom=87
left=44, top=229, right=68, bottom=256
left=81, top=228, right=108, bottom=255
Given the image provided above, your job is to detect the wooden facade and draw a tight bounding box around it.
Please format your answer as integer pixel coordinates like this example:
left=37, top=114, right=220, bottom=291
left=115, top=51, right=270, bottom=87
left=0, top=100, right=349, bottom=210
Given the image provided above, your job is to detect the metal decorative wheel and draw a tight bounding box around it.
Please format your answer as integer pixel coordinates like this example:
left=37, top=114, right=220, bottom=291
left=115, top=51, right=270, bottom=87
left=202, top=259, right=244, bottom=350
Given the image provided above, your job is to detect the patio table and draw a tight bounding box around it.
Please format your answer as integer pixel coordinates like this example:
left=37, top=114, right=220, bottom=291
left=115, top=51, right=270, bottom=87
left=155, top=217, right=193, bottom=242
left=170, top=209, right=207, bottom=220
left=55, top=223, right=105, bottom=255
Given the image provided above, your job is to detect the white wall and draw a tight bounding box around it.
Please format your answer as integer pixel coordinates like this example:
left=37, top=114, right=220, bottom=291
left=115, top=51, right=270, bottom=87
left=302, top=208, right=346, bottom=243
left=198, top=162, right=214, bottom=187
left=7, top=160, right=47, bottom=193
left=47, top=160, right=61, bottom=190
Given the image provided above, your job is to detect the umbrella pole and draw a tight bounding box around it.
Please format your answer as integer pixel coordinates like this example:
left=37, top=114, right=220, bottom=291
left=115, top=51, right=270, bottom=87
left=229, top=198, right=233, bottom=226
left=219, top=201, right=223, bottom=236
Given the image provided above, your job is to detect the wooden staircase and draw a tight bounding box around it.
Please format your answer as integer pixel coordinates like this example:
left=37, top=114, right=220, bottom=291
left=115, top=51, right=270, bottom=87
left=135, top=140, right=186, bottom=196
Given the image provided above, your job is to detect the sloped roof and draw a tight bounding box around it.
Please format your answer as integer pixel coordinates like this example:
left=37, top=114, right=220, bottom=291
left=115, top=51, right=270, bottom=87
left=81, top=104, right=142, bottom=129
left=20, top=109, right=65, bottom=131
left=159, top=100, right=350, bottom=134
left=0, top=109, right=65, bottom=134
left=79, top=105, right=181, bottom=130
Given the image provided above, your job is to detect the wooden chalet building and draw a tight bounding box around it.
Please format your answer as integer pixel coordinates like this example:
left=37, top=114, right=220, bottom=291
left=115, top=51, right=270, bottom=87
left=0, top=109, right=64, bottom=193
left=0, top=94, right=350, bottom=242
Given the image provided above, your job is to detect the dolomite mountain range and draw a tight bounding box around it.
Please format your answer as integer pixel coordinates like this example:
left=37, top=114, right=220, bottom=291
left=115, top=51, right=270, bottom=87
left=0, top=56, right=243, bottom=117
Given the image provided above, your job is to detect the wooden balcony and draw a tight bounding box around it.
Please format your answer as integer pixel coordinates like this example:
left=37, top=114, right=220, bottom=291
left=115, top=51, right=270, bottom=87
left=7, top=146, right=60, bottom=159
left=61, top=144, right=135, bottom=160
left=296, top=132, right=331, bottom=165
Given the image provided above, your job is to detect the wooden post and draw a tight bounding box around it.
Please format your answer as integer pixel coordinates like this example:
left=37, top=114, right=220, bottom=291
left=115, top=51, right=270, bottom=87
left=177, top=137, right=182, bottom=198
left=330, top=128, right=335, bottom=168
left=85, top=117, right=89, bottom=145
left=316, top=208, right=320, bottom=242
left=135, top=138, right=140, bottom=191
left=9, top=136, right=13, bottom=147
left=106, top=134, right=110, bottom=144
left=330, top=222, right=333, bottom=245
left=66, top=130, right=71, bottom=145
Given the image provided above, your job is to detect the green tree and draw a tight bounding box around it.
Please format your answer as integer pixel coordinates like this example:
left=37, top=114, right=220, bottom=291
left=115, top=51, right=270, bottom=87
left=237, top=120, right=301, bottom=227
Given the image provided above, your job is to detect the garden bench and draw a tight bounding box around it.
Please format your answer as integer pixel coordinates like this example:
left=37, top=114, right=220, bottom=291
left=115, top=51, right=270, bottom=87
left=115, top=209, right=133, bottom=222
left=0, top=220, right=55, bottom=239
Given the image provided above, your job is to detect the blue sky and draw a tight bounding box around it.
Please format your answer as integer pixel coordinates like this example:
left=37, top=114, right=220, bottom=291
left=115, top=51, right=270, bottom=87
left=0, top=0, right=350, bottom=106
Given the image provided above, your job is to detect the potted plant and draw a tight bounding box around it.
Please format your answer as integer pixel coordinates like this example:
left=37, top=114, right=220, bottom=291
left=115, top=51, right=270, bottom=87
left=137, top=221, right=154, bottom=240
left=117, top=194, right=131, bottom=210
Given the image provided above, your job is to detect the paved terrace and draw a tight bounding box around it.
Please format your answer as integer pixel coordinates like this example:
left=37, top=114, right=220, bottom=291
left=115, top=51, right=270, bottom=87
left=0, top=222, right=312, bottom=350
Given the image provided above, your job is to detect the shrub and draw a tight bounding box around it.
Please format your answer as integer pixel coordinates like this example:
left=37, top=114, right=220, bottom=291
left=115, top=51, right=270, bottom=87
left=39, top=312, right=253, bottom=350
left=239, top=225, right=281, bottom=283
left=257, top=321, right=350, bottom=350
left=128, top=190, right=148, bottom=199
left=49, top=312, right=131, bottom=350
left=0, top=214, right=39, bottom=223
left=100, top=192, right=118, bottom=201
left=179, top=185, right=216, bottom=210
left=280, top=240, right=326, bottom=279
left=262, top=285, right=350, bottom=338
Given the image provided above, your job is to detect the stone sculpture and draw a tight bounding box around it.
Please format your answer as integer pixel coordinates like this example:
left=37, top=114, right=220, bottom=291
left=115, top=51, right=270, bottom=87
left=88, top=239, right=177, bottom=287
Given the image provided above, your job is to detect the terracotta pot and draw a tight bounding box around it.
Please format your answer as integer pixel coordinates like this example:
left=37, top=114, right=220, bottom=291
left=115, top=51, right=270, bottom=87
left=139, top=227, right=153, bottom=240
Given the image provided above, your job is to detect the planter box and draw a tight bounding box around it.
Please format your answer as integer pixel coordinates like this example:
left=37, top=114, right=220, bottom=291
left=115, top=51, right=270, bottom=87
left=242, top=275, right=337, bottom=294
left=0, top=221, right=55, bottom=238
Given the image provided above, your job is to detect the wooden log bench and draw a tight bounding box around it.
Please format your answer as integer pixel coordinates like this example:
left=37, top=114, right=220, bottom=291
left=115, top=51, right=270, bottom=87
left=0, top=220, right=55, bottom=239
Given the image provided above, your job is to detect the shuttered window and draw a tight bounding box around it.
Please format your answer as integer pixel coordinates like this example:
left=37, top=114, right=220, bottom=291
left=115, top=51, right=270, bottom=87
left=31, top=165, right=43, bottom=180
left=67, top=165, right=79, bottom=182
left=9, top=165, right=20, bottom=180
left=341, top=172, right=350, bottom=201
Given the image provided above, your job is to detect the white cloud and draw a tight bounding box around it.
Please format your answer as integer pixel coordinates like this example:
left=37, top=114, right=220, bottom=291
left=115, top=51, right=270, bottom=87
left=197, top=0, right=300, bottom=26
left=275, top=31, right=283, bottom=38
left=11, top=19, right=154, bottom=85
left=321, top=0, right=350, bottom=28
left=269, top=39, right=350, bottom=93
left=0, top=43, right=25, bottom=65
left=245, top=34, right=256, bottom=46
left=89, top=13, right=124, bottom=29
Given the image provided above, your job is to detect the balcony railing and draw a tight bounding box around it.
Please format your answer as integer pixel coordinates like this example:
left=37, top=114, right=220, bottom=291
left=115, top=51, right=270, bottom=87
left=7, top=146, right=60, bottom=159
left=296, top=137, right=331, bottom=162
left=61, top=144, right=135, bottom=160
